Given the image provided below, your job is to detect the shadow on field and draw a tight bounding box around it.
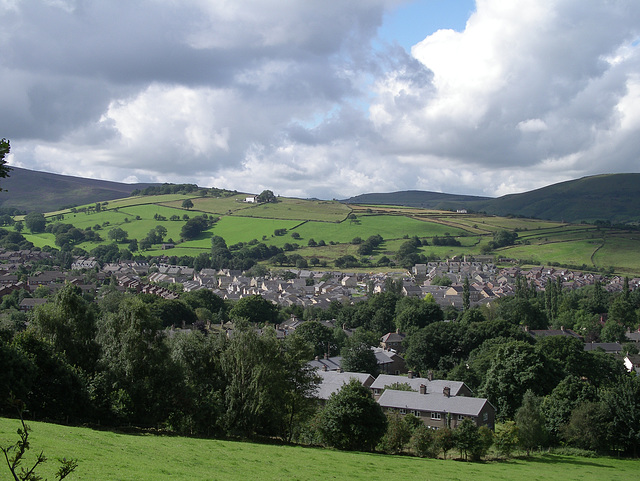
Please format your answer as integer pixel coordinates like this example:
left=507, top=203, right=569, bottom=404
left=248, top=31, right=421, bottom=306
left=519, top=454, right=613, bottom=468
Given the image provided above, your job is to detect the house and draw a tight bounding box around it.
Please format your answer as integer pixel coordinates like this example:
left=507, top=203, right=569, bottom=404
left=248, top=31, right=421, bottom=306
left=583, top=342, right=622, bottom=354
left=19, top=298, right=48, bottom=311
left=373, top=348, right=407, bottom=375
left=527, top=327, right=582, bottom=340
left=315, top=370, right=375, bottom=402
left=377, top=388, right=495, bottom=430
left=245, top=195, right=258, bottom=203
left=380, top=332, right=406, bottom=353
left=370, top=373, right=473, bottom=399
left=624, top=354, right=640, bottom=375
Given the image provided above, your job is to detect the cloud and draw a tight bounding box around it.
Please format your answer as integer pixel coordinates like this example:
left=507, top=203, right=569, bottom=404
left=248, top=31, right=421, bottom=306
left=2, top=0, right=640, bottom=199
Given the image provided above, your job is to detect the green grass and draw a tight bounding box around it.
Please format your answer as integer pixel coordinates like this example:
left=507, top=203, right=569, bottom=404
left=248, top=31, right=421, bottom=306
left=1, top=418, right=638, bottom=481
left=499, top=240, right=602, bottom=267
left=9, top=193, right=640, bottom=275
left=593, top=235, right=640, bottom=274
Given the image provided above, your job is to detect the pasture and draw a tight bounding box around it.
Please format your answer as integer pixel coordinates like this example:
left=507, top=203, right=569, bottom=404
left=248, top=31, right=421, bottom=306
left=0, top=418, right=637, bottom=481
left=8, top=193, right=640, bottom=275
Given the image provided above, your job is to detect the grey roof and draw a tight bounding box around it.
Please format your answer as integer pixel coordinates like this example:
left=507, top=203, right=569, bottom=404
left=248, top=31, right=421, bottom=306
left=377, top=389, right=491, bottom=417
left=315, top=370, right=375, bottom=400
left=308, top=356, right=342, bottom=371
left=370, top=374, right=469, bottom=396
left=584, top=342, right=622, bottom=353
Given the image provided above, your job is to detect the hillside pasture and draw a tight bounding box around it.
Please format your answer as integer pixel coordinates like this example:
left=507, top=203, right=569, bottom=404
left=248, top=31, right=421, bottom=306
left=592, top=234, right=640, bottom=274
left=233, top=198, right=351, bottom=222
left=166, top=194, right=253, bottom=215
left=499, top=239, right=602, bottom=268
left=286, top=215, right=471, bottom=246
left=0, top=418, right=637, bottom=481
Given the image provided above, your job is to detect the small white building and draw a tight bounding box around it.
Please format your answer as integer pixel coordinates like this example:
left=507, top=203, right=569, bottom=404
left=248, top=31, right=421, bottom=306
left=245, top=195, right=258, bottom=203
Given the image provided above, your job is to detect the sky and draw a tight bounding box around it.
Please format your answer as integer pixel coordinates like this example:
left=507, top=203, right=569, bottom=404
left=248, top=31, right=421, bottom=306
left=2, top=0, right=640, bottom=199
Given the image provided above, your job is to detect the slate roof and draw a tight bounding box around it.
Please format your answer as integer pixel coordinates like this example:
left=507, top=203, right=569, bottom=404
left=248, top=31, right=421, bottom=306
left=377, top=389, right=491, bottom=417
left=370, top=374, right=470, bottom=396
left=315, top=370, right=375, bottom=400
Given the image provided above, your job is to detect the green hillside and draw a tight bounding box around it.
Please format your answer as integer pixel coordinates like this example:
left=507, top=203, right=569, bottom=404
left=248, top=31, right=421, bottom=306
left=344, top=174, right=640, bottom=224
left=471, top=174, right=640, bottom=223
left=1, top=417, right=637, bottom=481
left=8, top=194, right=640, bottom=275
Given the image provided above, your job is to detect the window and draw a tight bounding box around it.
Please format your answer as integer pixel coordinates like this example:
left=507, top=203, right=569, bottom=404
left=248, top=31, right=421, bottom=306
left=431, top=412, right=441, bottom=420
left=483, top=412, right=489, bottom=422
left=374, top=389, right=380, bottom=395
left=399, top=408, right=406, bottom=414
left=412, top=410, right=421, bottom=417
left=458, top=414, right=464, bottom=420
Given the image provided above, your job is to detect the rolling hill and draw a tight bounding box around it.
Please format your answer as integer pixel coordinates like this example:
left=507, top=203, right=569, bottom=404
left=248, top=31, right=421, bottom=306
left=0, top=166, right=156, bottom=213
left=344, top=174, right=640, bottom=223
left=2, top=167, right=639, bottom=223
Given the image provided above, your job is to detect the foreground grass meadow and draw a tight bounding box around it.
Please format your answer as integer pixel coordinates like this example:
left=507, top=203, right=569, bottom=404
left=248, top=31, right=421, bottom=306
left=1, top=418, right=637, bottom=481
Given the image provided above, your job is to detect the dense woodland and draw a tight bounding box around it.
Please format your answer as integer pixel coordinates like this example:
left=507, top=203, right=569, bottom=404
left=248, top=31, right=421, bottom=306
left=2, top=261, right=640, bottom=457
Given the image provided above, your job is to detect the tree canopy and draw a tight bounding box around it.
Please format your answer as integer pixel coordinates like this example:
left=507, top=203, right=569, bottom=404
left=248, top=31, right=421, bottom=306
left=318, top=379, right=387, bottom=451
left=0, top=138, right=10, bottom=188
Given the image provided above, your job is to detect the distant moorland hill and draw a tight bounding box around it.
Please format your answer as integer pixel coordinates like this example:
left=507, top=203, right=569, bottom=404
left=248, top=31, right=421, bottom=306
left=344, top=173, right=640, bottom=224
left=0, top=166, right=157, bottom=213
left=2, top=167, right=639, bottom=224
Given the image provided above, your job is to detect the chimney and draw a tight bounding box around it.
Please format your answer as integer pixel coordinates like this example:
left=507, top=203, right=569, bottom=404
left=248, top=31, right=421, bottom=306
left=427, top=370, right=433, bottom=381
left=322, top=365, right=327, bottom=371
left=324, top=352, right=328, bottom=360
left=338, top=367, right=343, bottom=373
left=419, top=384, right=426, bottom=395
left=443, top=386, right=451, bottom=398
left=408, top=370, right=414, bottom=379
left=315, top=355, right=319, bottom=361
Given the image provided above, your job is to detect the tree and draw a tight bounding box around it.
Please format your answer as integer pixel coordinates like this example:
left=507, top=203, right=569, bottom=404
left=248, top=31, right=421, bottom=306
left=0, top=138, right=10, bottom=188
left=24, top=212, right=46, bottom=233
left=378, top=412, right=413, bottom=454
left=168, top=330, right=226, bottom=436
left=600, top=375, right=640, bottom=456
left=256, top=190, right=277, bottom=203
left=453, top=418, right=492, bottom=461
left=410, top=424, right=438, bottom=457
left=1, top=400, right=77, bottom=481
left=435, top=427, right=455, bottom=459
left=107, top=227, right=128, bottom=243
left=96, top=296, right=181, bottom=425
left=463, top=276, right=471, bottom=311
left=229, top=295, right=280, bottom=324
left=494, top=421, right=519, bottom=458
left=562, top=401, right=608, bottom=452
left=181, top=216, right=209, bottom=240
left=340, top=341, right=378, bottom=376
left=481, top=341, right=549, bottom=420
left=515, top=390, right=548, bottom=455
left=318, top=379, right=387, bottom=451
left=30, top=283, right=99, bottom=374
left=293, top=321, right=337, bottom=357
left=181, top=199, right=194, bottom=210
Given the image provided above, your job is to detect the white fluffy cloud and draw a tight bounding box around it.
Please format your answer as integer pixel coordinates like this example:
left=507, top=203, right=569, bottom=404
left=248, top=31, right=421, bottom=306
left=3, top=0, right=640, bottom=199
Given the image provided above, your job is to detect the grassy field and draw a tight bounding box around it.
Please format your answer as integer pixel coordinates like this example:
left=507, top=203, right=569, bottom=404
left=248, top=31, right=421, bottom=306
left=8, top=193, right=640, bottom=275
left=0, top=418, right=637, bottom=481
